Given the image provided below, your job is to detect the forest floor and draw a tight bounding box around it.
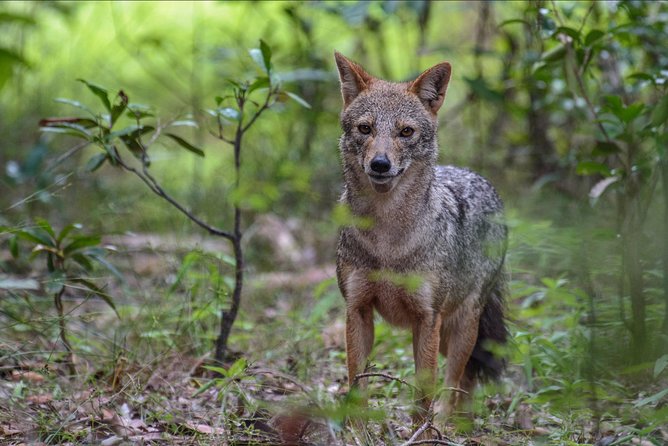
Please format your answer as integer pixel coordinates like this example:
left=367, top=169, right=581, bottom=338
left=1, top=231, right=667, bottom=446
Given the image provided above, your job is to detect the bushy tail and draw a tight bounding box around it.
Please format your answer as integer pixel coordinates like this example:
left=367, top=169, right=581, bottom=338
left=465, top=280, right=508, bottom=383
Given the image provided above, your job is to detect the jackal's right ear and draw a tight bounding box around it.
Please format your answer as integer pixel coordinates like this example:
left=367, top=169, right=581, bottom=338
left=334, top=52, right=372, bottom=108
left=410, top=62, right=452, bottom=115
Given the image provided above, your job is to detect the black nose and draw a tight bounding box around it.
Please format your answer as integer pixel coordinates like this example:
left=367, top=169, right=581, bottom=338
left=370, top=154, right=391, bottom=174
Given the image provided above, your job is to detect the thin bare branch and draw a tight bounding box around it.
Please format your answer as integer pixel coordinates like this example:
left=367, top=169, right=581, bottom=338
left=114, top=154, right=235, bottom=241
left=353, top=372, right=418, bottom=390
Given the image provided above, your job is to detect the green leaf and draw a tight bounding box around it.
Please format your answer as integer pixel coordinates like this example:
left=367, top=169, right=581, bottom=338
left=57, top=223, right=82, bottom=244
left=46, top=270, right=66, bottom=295
left=259, top=39, right=272, bottom=73
left=87, top=252, right=125, bottom=282
left=249, top=39, right=272, bottom=74
left=651, top=94, right=668, bottom=127
left=9, top=235, right=19, bottom=258
left=284, top=91, right=311, bottom=109
left=53, top=98, right=96, bottom=116
left=85, top=153, right=107, bottom=172
left=71, top=252, right=94, bottom=271
left=77, top=79, right=111, bottom=113
left=498, top=18, right=530, bottom=28
left=40, top=122, right=93, bottom=140
left=541, top=44, right=566, bottom=62
left=619, top=103, right=644, bottom=124
left=584, top=29, right=605, bottom=46
left=34, top=218, right=55, bottom=240
left=0, top=11, right=36, bottom=26
left=63, top=235, right=101, bottom=256
left=591, top=141, right=621, bottom=156
left=576, top=161, right=611, bottom=176
left=192, top=379, right=218, bottom=396
left=16, top=228, right=54, bottom=247
left=126, top=103, right=154, bottom=119
left=70, top=278, right=119, bottom=318
left=164, top=133, right=205, bottom=157
left=248, top=76, right=270, bottom=94
left=634, top=388, right=668, bottom=408
left=654, top=355, right=668, bottom=378
left=110, top=90, right=128, bottom=127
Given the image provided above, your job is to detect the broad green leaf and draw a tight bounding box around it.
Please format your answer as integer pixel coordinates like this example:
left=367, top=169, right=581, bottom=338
left=627, top=72, right=654, bottom=82
left=259, top=39, right=272, bottom=73
left=57, top=223, right=82, bottom=244
left=34, top=218, right=55, bottom=239
left=576, top=161, right=611, bottom=176
left=77, top=79, right=111, bottom=112
left=498, top=18, right=530, bottom=28
left=126, top=103, right=154, bottom=119
left=654, top=355, right=668, bottom=378
left=584, top=29, right=605, bottom=46
left=16, top=228, right=54, bottom=247
left=46, top=270, right=66, bottom=295
left=54, top=98, right=96, bottom=116
left=87, top=252, right=125, bottom=282
left=85, top=153, right=107, bottom=172
left=9, top=235, right=18, bottom=258
left=71, top=252, right=94, bottom=271
left=619, top=103, right=644, bottom=124
left=164, top=133, right=205, bottom=157
left=63, top=235, right=101, bottom=256
left=70, top=277, right=119, bottom=318
left=0, top=11, right=36, bottom=26
left=192, top=379, right=218, bottom=396
left=40, top=124, right=92, bottom=140
left=110, top=90, right=128, bottom=127
left=541, top=44, right=566, bottom=62
left=284, top=91, right=311, bottom=109
left=651, top=94, right=668, bottom=127
left=248, top=77, right=270, bottom=94
left=634, top=388, right=668, bottom=408
left=592, top=141, right=621, bottom=156
left=249, top=40, right=272, bottom=74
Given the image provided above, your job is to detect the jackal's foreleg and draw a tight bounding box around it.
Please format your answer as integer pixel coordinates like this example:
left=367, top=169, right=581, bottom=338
left=411, top=313, right=442, bottom=426
left=345, top=303, right=374, bottom=391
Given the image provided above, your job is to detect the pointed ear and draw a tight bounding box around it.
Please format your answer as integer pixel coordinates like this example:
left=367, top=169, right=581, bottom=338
left=409, top=62, right=452, bottom=114
left=334, top=52, right=373, bottom=108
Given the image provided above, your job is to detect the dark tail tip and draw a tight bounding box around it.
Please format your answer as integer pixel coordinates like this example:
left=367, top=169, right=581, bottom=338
left=465, top=284, right=508, bottom=383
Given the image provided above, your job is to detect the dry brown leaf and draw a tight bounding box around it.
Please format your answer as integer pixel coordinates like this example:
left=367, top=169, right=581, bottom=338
left=26, top=393, right=53, bottom=404
left=101, top=408, right=132, bottom=437
left=11, top=370, right=45, bottom=383
left=1, top=425, right=22, bottom=436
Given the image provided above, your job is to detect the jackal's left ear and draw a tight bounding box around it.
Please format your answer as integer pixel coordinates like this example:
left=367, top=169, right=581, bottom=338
left=410, top=62, right=452, bottom=114
left=334, top=52, right=373, bottom=108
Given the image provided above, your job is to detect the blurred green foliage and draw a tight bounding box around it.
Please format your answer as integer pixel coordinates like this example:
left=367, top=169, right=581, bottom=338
left=1, top=1, right=668, bottom=442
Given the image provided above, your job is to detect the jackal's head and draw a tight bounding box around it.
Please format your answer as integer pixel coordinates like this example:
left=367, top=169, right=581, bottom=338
left=334, top=52, right=451, bottom=194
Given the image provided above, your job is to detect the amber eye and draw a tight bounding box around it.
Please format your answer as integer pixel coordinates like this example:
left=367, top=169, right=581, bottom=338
left=400, top=127, right=414, bottom=137
left=358, top=124, right=372, bottom=135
